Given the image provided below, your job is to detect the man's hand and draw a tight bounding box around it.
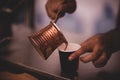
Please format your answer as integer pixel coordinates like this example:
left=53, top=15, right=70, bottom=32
left=68, top=32, right=120, bottom=68
left=68, top=1, right=120, bottom=68
left=45, top=0, right=76, bottom=19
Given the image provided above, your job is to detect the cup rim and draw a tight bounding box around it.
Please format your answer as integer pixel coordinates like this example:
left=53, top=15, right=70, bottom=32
left=58, top=43, right=81, bottom=52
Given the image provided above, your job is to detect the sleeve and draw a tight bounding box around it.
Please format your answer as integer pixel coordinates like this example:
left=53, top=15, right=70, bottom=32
left=116, top=0, right=120, bottom=30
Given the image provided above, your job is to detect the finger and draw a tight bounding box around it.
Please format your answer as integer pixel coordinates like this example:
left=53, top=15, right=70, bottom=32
left=92, top=52, right=109, bottom=68
left=68, top=46, right=87, bottom=61
left=60, top=0, right=76, bottom=13
left=46, top=2, right=65, bottom=19
left=46, top=9, right=56, bottom=19
left=80, top=46, right=102, bottom=63
left=45, top=4, right=56, bottom=19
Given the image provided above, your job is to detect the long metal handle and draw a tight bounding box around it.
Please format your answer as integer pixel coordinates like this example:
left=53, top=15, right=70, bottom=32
left=54, top=0, right=70, bottom=23
left=54, top=10, right=63, bottom=23
left=53, top=10, right=68, bottom=50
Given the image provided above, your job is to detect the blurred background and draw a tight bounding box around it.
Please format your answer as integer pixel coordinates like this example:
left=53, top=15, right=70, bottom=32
left=0, top=0, right=120, bottom=80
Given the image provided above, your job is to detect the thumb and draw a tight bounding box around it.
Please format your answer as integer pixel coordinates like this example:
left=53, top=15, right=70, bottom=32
left=68, top=47, right=87, bottom=61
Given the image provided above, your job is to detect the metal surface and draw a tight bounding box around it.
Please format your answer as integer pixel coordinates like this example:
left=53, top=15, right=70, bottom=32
left=28, top=21, right=67, bottom=60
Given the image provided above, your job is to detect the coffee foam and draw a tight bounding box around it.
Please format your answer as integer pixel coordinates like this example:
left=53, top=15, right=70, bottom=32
left=58, top=43, right=81, bottom=52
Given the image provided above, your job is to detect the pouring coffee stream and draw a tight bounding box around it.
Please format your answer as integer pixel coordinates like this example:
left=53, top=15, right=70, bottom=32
left=28, top=10, right=68, bottom=60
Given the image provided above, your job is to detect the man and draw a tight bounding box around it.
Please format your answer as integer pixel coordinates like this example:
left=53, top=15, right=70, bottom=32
left=45, top=0, right=120, bottom=68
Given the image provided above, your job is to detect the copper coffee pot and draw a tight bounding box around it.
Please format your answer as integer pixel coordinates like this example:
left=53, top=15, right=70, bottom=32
left=28, top=11, right=68, bottom=60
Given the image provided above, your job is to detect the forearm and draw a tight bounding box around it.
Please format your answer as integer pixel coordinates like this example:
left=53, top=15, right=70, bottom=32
left=116, top=0, right=120, bottom=30
left=104, top=1, right=120, bottom=53
left=102, top=28, right=120, bottom=54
